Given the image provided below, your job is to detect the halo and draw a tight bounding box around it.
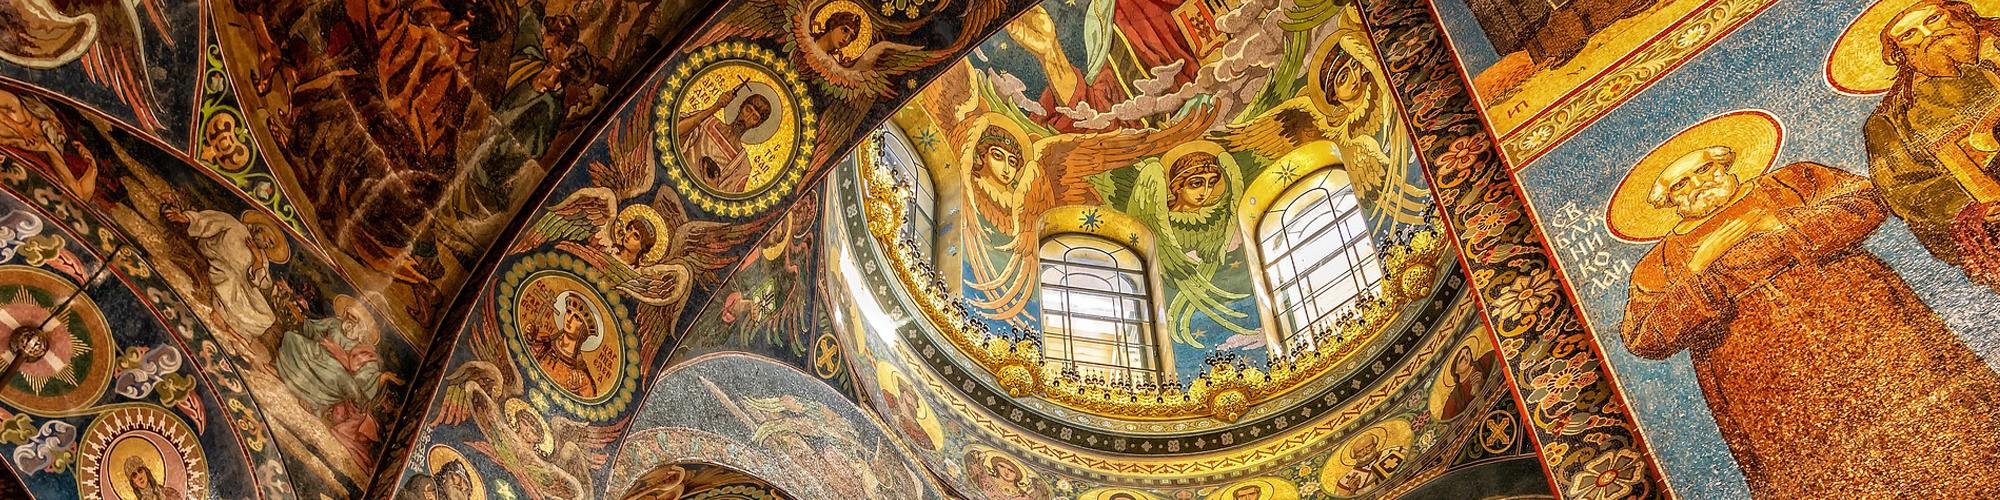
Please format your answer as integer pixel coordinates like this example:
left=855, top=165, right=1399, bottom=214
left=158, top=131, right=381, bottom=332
left=1606, top=110, right=1782, bottom=241
left=616, top=204, right=671, bottom=264
left=426, top=444, right=488, bottom=500
left=552, top=290, right=608, bottom=352
left=1203, top=477, right=1298, bottom=500
left=1826, top=0, right=2000, bottom=94
left=1304, top=30, right=1372, bottom=118
left=722, top=81, right=784, bottom=145
left=1160, top=140, right=1234, bottom=180
left=1080, top=487, right=1162, bottom=500
left=238, top=210, right=292, bottom=265
left=957, top=113, right=1033, bottom=180
left=1318, top=418, right=1413, bottom=493
left=503, top=398, right=556, bottom=455
left=811, top=0, right=875, bottom=61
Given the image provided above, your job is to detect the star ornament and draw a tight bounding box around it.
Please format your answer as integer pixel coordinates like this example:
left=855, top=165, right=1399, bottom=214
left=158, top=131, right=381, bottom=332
left=0, top=296, right=88, bottom=394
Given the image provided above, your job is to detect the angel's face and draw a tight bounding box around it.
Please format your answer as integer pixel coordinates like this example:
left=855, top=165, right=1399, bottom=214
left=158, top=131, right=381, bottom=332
left=983, top=145, right=1022, bottom=185
left=1172, top=171, right=1224, bottom=211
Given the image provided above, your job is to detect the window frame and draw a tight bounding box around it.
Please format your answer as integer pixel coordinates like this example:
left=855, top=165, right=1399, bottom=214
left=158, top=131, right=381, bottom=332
left=1252, top=168, right=1384, bottom=355
left=873, top=123, right=937, bottom=257
left=1036, top=233, right=1164, bottom=386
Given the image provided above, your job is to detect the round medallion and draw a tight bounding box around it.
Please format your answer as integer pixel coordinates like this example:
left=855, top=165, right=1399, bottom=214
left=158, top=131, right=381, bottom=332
left=75, top=406, right=207, bottom=500
left=0, top=265, right=114, bottom=415
left=810, top=332, right=843, bottom=379
left=1318, top=418, right=1415, bottom=497
left=655, top=42, right=817, bottom=218
left=497, top=252, right=641, bottom=420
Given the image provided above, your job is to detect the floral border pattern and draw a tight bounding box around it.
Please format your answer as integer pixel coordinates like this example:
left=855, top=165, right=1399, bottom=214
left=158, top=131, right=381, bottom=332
left=1354, top=1, right=1670, bottom=498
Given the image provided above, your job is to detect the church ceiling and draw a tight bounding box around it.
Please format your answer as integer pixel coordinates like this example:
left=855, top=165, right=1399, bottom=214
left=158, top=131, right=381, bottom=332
left=6, top=0, right=1973, bottom=497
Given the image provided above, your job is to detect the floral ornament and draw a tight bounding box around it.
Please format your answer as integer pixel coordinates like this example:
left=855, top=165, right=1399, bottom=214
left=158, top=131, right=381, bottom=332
left=1526, top=356, right=1601, bottom=417
left=1435, top=136, right=1484, bottom=174
left=11, top=420, right=76, bottom=473
left=17, top=233, right=64, bottom=266
left=1490, top=270, right=1559, bottom=323
left=1568, top=449, right=1645, bottom=500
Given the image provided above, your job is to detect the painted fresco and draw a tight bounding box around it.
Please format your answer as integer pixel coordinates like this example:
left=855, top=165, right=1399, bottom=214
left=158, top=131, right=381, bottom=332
left=1394, top=0, right=2000, bottom=496
left=202, top=0, right=712, bottom=335
left=900, top=0, right=1434, bottom=379
left=0, top=189, right=264, bottom=499
left=606, top=353, right=933, bottom=499
left=0, top=0, right=204, bottom=147
left=0, top=82, right=423, bottom=497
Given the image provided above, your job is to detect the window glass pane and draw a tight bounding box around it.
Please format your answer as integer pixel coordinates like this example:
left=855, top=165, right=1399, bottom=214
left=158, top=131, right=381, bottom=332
left=1257, top=169, right=1380, bottom=351
left=1038, top=233, right=1160, bottom=382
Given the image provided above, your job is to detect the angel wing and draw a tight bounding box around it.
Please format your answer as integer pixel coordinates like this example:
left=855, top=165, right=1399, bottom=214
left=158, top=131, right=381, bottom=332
left=508, top=187, right=619, bottom=254
left=33, top=0, right=172, bottom=130
left=1030, top=103, right=1217, bottom=208
left=1215, top=97, right=1339, bottom=160
left=430, top=301, right=521, bottom=427
left=921, top=62, right=986, bottom=145
left=549, top=414, right=626, bottom=472
left=584, top=113, right=657, bottom=199
left=691, top=0, right=793, bottom=47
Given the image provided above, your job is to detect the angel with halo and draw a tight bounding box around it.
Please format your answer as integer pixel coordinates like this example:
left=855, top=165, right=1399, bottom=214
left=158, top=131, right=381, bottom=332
left=919, top=62, right=1217, bottom=324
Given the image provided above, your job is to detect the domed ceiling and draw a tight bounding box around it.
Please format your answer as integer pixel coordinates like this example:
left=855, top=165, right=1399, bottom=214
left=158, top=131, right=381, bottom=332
left=24, top=0, right=1990, bottom=497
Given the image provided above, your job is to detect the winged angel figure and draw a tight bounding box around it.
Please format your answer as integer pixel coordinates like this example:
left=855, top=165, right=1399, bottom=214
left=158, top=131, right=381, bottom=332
left=921, top=63, right=1217, bottom=324
left=429, top=299, right=624, bottom=500
left=1216, top=30, right=1428, bottom=231
left=692, top=0, right=1015, bottom=162
left=0, top=0, right=173, bottom=130
left=506, top=113, right=769, bottom=338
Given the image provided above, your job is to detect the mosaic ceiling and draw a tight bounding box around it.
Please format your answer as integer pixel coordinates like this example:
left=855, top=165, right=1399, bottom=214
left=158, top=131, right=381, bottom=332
left=0, top=0, right=1992, bottom=498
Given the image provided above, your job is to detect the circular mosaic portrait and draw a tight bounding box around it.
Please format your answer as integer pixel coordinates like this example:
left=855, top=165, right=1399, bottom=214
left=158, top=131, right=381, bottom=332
left=497, top=252, right=641, bottom=420
left=75, top=406, right=207, bottom=500
left=655, top=42, right=817, bottom=218
left=0, top=265, right=114, bottom=415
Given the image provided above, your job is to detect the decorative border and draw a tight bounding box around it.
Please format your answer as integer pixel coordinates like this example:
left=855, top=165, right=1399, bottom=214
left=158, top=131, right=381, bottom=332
left=653, top=42, right=818, bottom=219
left=1488, top=0, right=1779, bottom=168
left=494, top=252, right=643, bottom=421
left=1356, top=1, right=1670, bottom=498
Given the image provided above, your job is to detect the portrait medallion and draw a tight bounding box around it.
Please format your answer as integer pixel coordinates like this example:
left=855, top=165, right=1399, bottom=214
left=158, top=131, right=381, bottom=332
left=425, top=444, right=486, bottom=500
left=0, top=265, right=114, bottom=415
left=75, top=406, right=207, bottom=500
left=1078, top=487, right=1164, bottom=500
left=873, top=360, right=942, bottom=450
left=1317, top=418, right=1415, bottom=497
left=498, top=252, right=641, bottom=420
left=1203, top=477, right=1297, bottom=500
left=1427, top=332, right=1497, bottom=421
left=655, top=43, right=817, bottom=218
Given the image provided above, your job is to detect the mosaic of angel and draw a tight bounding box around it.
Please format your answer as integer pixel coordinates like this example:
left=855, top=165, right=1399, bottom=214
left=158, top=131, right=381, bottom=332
left=922, top=63, right=1216, bottom=324
left=693, top=0, right=1015, bottom=156
left=508, top=114, right=767, bottom=335
left=0, top=0, right=173, bottom=130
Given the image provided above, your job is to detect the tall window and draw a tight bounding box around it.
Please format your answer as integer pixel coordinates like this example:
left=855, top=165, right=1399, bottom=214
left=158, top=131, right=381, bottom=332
left=1258, top=169, right=1382, bottom=353
left=874, top=125, right=936, bottom=256
left=1038, top=234, right=1160, bottom=384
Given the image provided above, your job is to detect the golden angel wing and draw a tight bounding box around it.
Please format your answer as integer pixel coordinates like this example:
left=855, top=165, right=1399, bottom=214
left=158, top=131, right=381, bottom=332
left=1216, top=98, right=1335, bottom=160
left=1034, top=103, right=1217, bottom=206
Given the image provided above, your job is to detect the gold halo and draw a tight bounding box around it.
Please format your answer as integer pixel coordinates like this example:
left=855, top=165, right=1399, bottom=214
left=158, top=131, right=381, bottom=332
left=426, top=444, right=487, bottom=500
left=616, top=204, right=671, bottom=263
left=1317, top=419, right=1414, bottom=496
left=812, top=0, right=875, bottom=62
left=1079, top=487, right=1163, bottom=500
left=1827, top=0, right=2000, bottom=94
left=1426, top=331, right=1495, bottom=420
left=1160, top=140, right=1233, bottom=178
left=503, top=398, right=555, bottom=455
left=239, top=210, right=292, bottom=265
left=1606, top=110, right=1782, bottom=242
left=872, top=360, right=944, bottom=447
left=1203, top=477, right=1298, bottom=500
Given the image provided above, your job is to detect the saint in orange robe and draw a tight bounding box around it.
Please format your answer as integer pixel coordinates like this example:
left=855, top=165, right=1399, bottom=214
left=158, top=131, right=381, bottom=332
left=1621, top=162, right=2000, bottom=497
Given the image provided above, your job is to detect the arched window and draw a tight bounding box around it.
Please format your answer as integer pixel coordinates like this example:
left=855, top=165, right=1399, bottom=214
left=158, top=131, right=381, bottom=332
left=1038, top=234, right=1160, bottom=384
left=874, top=124, right=936, bottom=256
left=1257, top=169, right=1382, bottom=353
